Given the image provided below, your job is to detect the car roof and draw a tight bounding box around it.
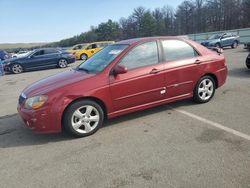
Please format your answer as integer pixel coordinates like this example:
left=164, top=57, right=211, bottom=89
left=116, top=36, right=190, bottom=45
left=89, top=41, right=115, bottom=44
left=34, top=48, right=59, bottom=51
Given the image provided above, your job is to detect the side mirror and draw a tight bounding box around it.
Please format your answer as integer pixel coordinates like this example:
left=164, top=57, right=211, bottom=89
left=113, top=65, right=127, bottom=75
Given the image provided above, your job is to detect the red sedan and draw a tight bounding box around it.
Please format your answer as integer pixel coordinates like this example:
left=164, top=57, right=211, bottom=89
left=18, top=37, right=227, bottom=137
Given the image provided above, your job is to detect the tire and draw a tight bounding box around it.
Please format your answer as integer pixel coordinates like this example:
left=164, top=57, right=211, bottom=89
left=246, top=64, right=250, bottom=69
left=215, top=43, right=221, bottom=48
left=11, top=64, right=23, bottom=74
left=231, top=41, right=238, bottom=49
left=63, top=100, right=104, bottom=137
left=58, top=59, right=68, bottom=68
left=193, top=76, right=216, bottom=104
left=80, top=54, right=88, bottom=61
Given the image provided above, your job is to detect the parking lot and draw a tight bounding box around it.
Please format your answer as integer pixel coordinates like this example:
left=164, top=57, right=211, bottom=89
left=0, top=46, right=249, bottom=188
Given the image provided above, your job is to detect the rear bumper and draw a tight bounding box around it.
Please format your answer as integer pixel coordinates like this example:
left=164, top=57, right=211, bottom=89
left=215, top=67, right=228, bottom=88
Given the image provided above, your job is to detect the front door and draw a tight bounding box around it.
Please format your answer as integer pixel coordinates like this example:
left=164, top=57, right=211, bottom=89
left=109, top=41, right=166, bottom=111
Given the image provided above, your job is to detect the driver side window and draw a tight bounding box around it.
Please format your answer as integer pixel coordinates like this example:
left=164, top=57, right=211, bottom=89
left=33, top=50, right=44, bottom=57
left=119, top=41, right=159, bottom=70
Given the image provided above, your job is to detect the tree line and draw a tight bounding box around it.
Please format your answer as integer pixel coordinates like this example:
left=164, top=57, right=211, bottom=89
left=48, top=0, right=250, bottom=47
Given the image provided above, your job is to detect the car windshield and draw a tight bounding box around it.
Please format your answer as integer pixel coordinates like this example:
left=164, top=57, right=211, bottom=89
left=209, top=34, right=222, bottom=40
left=77, top=44, right=128, bottom=73
left=72, top=44, right=89, bottom=50
left=26, top=50, right=35, bottom=56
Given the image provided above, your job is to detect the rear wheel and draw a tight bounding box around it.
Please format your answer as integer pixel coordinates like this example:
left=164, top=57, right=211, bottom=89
left=11, top=64, right=23, bottom=74
left=58, top=59, right=68, bottom=68
left=63, top=100, right=104, bottom=137
left=246, top=64, right=250, bottom=69
left=80, top=54, right=88, bottom=61
left=193, top=76, right=216, bottom=103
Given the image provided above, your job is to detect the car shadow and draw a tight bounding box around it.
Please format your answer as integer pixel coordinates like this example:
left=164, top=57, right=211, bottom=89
left=228, top=67, right=250, bottom=78
left=0, top=99, right=196, bottom=148
left=0, top=114, right=72, bottom=148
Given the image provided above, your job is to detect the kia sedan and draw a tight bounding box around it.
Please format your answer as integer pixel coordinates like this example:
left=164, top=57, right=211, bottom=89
left=18, top=37, right=227, bottom=137
left=4, top=48, right=75, bottom=74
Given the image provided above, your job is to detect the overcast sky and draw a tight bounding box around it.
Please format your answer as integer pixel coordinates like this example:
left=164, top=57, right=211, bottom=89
left=0, top=0, right=183, bottom=43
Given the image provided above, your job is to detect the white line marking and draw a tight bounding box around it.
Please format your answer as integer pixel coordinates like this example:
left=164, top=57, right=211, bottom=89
left=173, top=108, right=250, bottom=141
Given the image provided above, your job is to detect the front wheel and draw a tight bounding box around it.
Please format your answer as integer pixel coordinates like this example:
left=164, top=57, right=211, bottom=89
left=193, top=76, right=216, bottom=103
left=11, top=64, right=23, bottom=74
left=215, top=43, right=221, bottom=48
left=231, top=41, right=238, bottom=49
left=80, top=54, right=88, bottom=61
left=63, top=100, right=104, bottom=137
left=58, top=59, right=68, bottom=68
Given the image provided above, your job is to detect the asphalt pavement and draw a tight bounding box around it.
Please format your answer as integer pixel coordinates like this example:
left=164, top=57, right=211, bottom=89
left=0, top=47, right=249, bottom=188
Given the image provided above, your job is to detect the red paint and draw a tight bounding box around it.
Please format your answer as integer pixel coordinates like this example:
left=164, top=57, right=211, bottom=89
left=17, top=37, right=228, bottom=133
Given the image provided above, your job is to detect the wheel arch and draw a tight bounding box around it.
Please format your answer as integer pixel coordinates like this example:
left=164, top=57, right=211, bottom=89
left=201, top=73, right=218, bottom=88
left=80, top=53, right=88, bottom=59
left=61, top=96, right=108, bottom=129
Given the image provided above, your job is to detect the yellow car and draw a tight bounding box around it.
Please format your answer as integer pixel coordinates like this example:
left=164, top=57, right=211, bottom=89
left=68, top=41, right=115, bottom=60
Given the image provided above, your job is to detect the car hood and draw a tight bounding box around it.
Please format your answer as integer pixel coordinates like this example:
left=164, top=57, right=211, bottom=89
left=23, top=69, right=95, bottom=97
left=4, top=56, right=27, bottom=63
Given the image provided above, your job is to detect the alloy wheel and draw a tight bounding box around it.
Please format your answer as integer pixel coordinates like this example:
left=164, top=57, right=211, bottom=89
left=58, top=59, right=68, bottom=68
left=71, top=105, right=100, bottom=134
left=198, top=79, right=214, bottom=101
left=12, top=64, right=23, bottom=74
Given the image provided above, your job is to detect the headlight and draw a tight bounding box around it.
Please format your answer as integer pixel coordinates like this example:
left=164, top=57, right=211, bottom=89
left=24, top=95, right=48, bottom=110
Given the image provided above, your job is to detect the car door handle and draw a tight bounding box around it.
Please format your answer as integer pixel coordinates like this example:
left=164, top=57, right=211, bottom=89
left=194, top=59, right=202, bottom=64
left=150, top=68, right=161, bottom=74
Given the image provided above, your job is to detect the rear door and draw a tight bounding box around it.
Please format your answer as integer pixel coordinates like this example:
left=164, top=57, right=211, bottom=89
left=160, top=39, right=202, bottom=99
left=109, top=41, right=166, bottom=111
left=42, top=49, right=61, bottom=66
left=25, top=49, right=60, bottom=69
left=86, top=44, right=99, bottom=57
left=24, top=50, right=45, bottom=69
left=221, top=33, right=233, bottom=47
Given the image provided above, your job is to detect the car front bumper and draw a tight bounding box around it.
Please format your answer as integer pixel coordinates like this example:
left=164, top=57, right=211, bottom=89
left=67, top=57, right=76, bottom=64
left=244, top=43, right=250, bottom=49
left=17, top=104, right=61, bottom=134
left=246, top=56, right=250, bottom=66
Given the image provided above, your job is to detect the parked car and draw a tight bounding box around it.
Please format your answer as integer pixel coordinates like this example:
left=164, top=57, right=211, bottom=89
left=246, top=53, right=250, bottom=69
left=0, top=50, right=11, bottom=60
left=201, top=33, right=240, bottom=48
left=244, top=42, right=250, bottom=51
left=4, top=48, right=75, bottom=74
left=17, top=37, right=227, bottom=137
left=12, top=50, right=30, bottom=58
left=67, top=41, right=115, bottom=60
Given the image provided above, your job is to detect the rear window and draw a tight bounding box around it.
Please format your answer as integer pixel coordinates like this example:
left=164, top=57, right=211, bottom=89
left=44, top=49, right=58, bottom=54
left=162, top=40, right=199, bottom=62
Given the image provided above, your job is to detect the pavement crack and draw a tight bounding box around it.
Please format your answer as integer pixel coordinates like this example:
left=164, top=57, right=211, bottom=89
left=0, top=128, right=16, bottom=136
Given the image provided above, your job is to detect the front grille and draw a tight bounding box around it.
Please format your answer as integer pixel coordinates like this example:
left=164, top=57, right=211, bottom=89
left=19, top=93, right=26, bottom=104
